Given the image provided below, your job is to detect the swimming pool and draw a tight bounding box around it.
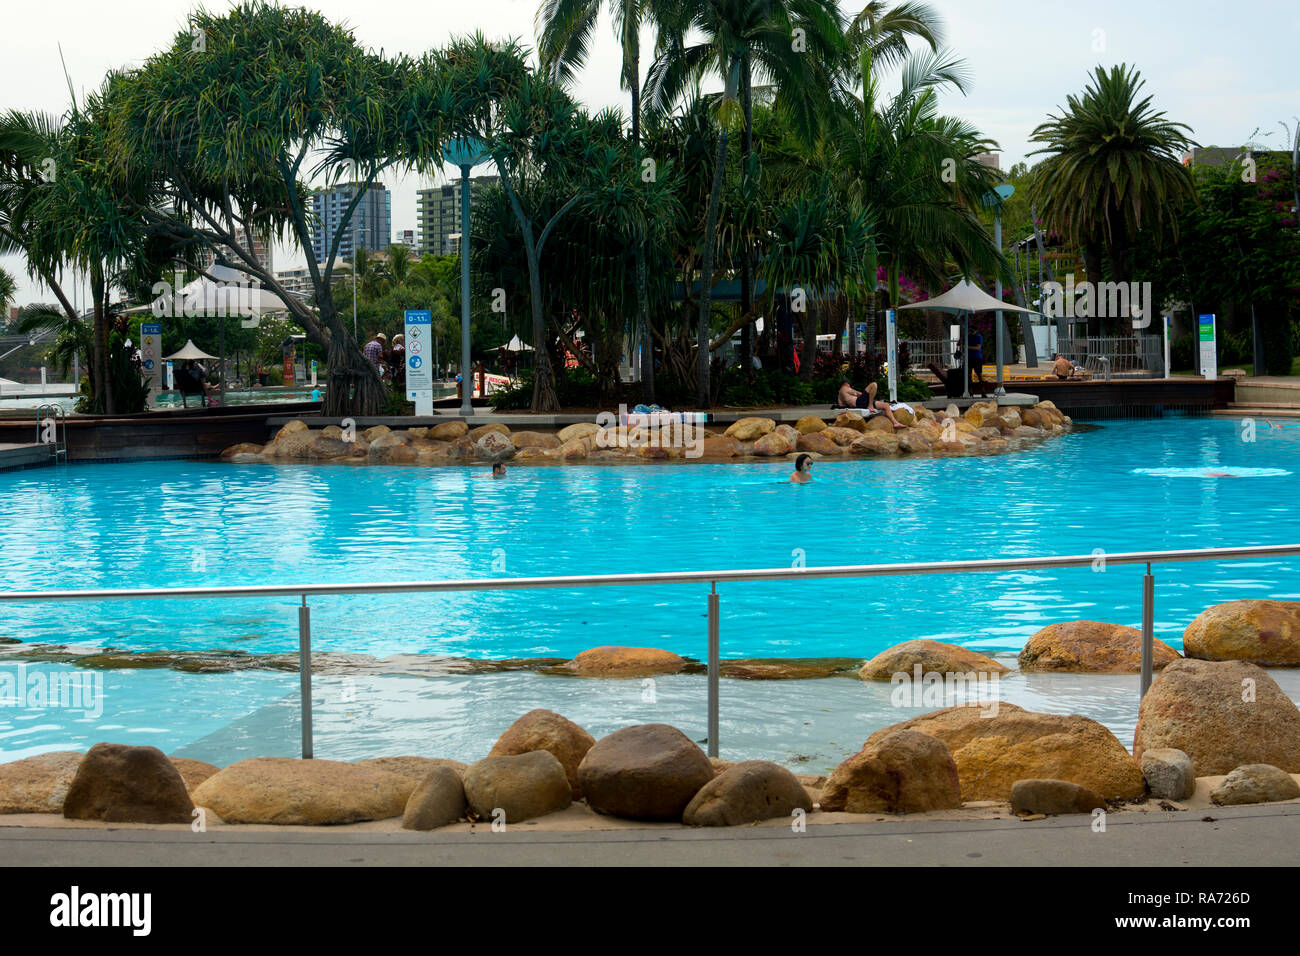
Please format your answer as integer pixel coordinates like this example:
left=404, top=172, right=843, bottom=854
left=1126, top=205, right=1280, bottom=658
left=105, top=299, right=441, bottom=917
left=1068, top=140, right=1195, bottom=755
left=1, top=416, right=1298, bottom=764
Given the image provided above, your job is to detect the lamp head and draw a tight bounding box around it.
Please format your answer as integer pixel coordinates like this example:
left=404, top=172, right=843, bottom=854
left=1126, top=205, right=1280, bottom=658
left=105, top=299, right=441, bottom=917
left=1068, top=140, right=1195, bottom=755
left=442, top=136, right=489, bottom=169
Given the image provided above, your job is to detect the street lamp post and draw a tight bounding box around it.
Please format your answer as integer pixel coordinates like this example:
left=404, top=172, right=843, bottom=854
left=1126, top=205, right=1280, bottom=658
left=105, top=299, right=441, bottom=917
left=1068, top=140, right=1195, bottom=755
left=442, top=137, right=490, bottom=418
left=984, top=184, right=1016, bottom=396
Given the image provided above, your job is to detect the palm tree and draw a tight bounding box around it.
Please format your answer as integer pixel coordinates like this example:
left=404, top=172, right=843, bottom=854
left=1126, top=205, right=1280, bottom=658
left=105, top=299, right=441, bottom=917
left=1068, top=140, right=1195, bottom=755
left=387, top=243, right=412, bottom=287
left=1029, top=63, right=1196, bottom=331
left=646, top=0, right=844, bottom=407
left=0, top=266, right=16, bottom=318
left=824, top=48, right=1004, bottom=328
left=537, top=0, right=676, bottom=402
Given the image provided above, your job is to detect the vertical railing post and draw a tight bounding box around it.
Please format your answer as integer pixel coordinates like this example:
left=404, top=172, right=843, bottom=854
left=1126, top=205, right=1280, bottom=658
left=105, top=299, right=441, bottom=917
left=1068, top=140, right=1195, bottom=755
left=299, top=596, right=313, bottom=759
left=707, top=583, right=719, bottom=758
left=1140, top=564, right=1154, bottom=698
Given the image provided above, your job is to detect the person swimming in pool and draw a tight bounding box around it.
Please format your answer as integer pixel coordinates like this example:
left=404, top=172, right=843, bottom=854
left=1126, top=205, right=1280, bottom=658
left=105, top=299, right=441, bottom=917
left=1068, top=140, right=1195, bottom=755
left=837, top=380, right=906, bottom=429
left=491, top=462, right=506, bottom=479
left=789, top=453, right=813, bottom=483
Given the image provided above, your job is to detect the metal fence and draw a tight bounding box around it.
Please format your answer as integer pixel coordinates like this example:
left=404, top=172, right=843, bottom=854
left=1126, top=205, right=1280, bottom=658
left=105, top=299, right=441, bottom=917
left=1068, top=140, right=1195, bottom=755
left=1058, top=334, right=1165, bottom=378
left=899, top=338, right=952, bottom=370
left=2, top=543, right=1297, bottom=759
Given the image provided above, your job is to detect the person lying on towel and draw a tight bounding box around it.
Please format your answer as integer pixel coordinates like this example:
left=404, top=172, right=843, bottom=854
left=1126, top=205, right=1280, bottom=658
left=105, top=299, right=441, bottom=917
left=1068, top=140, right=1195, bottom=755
left=836, top=381, right=906, bottom=429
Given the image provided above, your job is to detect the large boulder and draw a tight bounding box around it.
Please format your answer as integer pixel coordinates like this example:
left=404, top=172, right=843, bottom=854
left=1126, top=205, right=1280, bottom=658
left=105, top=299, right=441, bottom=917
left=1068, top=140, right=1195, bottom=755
left=559, top=437, right=589, bottom=461
left=220, top=442, right=264, bottom=461
left=795, top=416, right=827, bottom=434
left=724, top=417, right=776, bottom=441
left=699, top=436, right=742, bottom=459
left=354, top=756, right=468, bottom=781
left=682, top=760, right=812, bottom=826
left=578, top=723, right=714, bottom=821
left=560, top=646, right=689, bottom=678
left=850, top=432, right=899, bottom=456
left=795, top=431, right=840, bottom=456
left=475, top=431, right=516, bottom=462
left=821, top=426, right=862, bottom=447
left=63, top=743, right=194, bottom=824
left=752, top=431, right=793, bottom=456
left=468, top=423, right=510, bottom=441
left=1134, top=659, right=1300, bottom=774
left=428, top=420, right=468, bottom=441
left=462, top=751, right=572, bottom=824
left=833, top=411, right=868, bottom=432
left=191, top=757, right=413, bottom=825
left=820, top=730, right=961, bottom=813
left=557, top=422, right=600, bottom=443
left=859, top=639, right=1010, bottom=680
left=170, top=758, right=221, bottom=792
left=868, top=704, right=1145, bottom=800
left=1009, top=779, right=1105, bottom=816
left=401, top=766, right=467, bottom=831
left=0, top=751, right=84, bottom=813
left=489, top=709, right=595, bottom=797
left=896, top=430, right=932, bottom=454
left=1140, top=748, right=1197, bottom=800
left=1183, top=599, right=1300, bottom=666
left=511, top=431, right=561, bottom=450
left=963, top=401, right=999, bottom=426
left=1019, top=621, right=1182, bottom=673
left=1210, top=764, right=1300, bottom=806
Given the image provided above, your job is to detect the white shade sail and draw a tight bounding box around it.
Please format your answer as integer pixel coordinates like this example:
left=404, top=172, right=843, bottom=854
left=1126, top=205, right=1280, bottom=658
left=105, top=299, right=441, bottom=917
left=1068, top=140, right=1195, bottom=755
left=897, top=278, right=1039, bottom=315
left=163, top=339, right=218, bottom=361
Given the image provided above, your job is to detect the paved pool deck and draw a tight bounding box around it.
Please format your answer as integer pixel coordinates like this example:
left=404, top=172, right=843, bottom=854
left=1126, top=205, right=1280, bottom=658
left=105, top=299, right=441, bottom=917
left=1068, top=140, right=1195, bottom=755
left=2, top=801, right=1296, bottom=866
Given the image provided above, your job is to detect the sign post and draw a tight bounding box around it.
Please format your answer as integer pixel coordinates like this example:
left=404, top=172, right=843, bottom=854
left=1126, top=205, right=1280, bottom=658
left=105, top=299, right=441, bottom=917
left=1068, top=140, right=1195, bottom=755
left=283, top=346, right=295, bottom=387
left=310, top=359, right=318, bottom=388
left=404, top=309, right=434, bottom=416
left=1198, top=314, right=1217, bottom=380
left=1162, top=316, right=1171, bottom=378
left=885, top=309, right=898, bottom=403
left=140, top=322, right=162, bottom=403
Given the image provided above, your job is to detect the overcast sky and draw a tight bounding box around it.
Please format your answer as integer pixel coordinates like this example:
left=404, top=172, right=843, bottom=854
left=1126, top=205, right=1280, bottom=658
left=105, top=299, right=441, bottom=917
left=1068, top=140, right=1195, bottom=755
left=3, top=0, right=1297, bottom=307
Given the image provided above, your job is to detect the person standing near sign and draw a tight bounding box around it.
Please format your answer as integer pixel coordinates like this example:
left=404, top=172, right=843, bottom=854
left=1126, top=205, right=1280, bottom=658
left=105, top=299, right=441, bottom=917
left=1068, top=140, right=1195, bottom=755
left=390, top=334, right=406, bottom=389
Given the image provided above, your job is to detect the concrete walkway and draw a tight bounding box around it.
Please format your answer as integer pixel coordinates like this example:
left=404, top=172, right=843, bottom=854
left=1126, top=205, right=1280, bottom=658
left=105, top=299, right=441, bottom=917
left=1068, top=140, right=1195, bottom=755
left=4, top=803, right=1296, bottom=866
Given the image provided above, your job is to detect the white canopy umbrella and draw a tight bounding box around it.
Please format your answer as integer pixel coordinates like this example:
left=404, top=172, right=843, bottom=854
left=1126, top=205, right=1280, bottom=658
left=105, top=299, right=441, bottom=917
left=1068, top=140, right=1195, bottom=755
left=897, top=279, right=1040, bottom=398
left=503, top=335, right=534, bottom=352
left=163, top=339, right=218, bottom=361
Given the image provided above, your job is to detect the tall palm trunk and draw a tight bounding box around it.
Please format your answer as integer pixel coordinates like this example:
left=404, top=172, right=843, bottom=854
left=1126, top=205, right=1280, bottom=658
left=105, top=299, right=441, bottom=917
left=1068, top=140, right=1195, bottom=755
left=629, top=57, right=655, bottom=404
left=90, top=263, right=112, bottom=415
left=696, top=60, right=741, bottom=408
left=738, top=53, right=754, bottom=374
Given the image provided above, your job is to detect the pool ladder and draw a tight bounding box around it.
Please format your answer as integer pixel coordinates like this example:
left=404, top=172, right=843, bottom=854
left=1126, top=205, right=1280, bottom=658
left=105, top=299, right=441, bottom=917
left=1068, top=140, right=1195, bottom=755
left=35, top=403, right=67, bottom=461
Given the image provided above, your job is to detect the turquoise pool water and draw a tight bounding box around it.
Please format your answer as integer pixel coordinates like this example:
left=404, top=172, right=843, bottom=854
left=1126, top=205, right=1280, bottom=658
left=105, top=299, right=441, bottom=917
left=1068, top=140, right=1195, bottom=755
left=2, top=417, right=1299, bottom=662
left=3, top=415, right=1300, bottom=764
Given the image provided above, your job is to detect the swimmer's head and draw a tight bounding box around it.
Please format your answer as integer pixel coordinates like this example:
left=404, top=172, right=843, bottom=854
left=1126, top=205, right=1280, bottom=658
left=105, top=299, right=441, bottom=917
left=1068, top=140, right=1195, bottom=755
left=795, top=453, right=812, bottom=473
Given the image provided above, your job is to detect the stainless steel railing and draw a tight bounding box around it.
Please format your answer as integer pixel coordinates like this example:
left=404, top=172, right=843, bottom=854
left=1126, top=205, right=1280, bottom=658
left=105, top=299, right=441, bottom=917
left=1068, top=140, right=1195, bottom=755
left=3, top=543, right=1298, bottom=759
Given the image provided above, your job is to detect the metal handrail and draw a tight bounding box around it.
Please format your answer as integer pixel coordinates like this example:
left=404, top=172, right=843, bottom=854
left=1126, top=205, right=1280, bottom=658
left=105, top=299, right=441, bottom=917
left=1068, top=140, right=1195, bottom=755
left=2, top=545, right=1297, bottom=603
left=4, top=543, right=1299, bottom=760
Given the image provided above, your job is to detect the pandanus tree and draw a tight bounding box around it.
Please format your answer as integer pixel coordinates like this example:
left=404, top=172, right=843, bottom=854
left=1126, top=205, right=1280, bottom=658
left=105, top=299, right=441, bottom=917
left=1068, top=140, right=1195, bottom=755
left=536, top=0, right=677, bottom=401
left=104, top=2, right=456, bottom=415
left=645, top=0, right=844, bottom=407
left=441, top=36, right=606, bottom=412
left=1029, top=63, right=1196, bottom=331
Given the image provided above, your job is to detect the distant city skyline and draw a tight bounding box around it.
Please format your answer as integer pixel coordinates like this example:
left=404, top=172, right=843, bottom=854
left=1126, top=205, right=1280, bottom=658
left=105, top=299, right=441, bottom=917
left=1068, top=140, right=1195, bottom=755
left=2, top=0, right=1296, bottom=306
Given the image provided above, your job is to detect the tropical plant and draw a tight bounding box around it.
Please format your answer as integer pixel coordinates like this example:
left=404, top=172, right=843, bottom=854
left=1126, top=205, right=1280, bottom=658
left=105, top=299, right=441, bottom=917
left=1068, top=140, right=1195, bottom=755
left=1029, top=63, right=1197, bottom=331
left=104, top=2, right=456, bottom=415
left=645, top=0, right=844, bottom=406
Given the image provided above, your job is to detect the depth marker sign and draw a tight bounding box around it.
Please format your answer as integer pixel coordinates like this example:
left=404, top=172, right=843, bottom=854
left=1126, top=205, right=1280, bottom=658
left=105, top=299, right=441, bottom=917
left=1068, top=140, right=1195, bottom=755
left=405, top=309, right=433, bottom=416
